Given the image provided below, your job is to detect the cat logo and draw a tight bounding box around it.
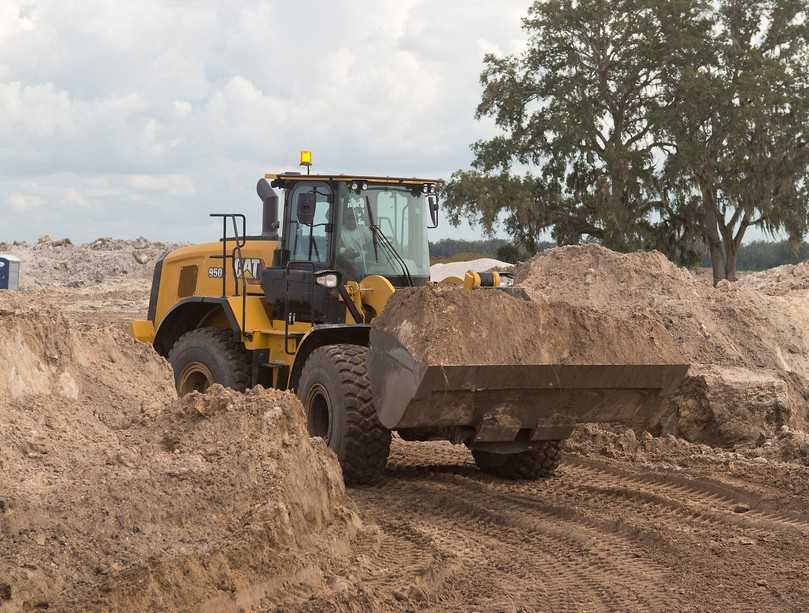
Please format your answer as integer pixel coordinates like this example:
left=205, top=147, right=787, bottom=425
left=234, top=257, right=263, bottom=280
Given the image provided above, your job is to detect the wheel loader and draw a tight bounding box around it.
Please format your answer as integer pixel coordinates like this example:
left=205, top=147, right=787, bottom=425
left=131, top=153, right=687, bottom=485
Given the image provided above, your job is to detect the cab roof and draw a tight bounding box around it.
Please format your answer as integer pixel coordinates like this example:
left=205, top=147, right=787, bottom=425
left=265, top=172, right=440, bottom=188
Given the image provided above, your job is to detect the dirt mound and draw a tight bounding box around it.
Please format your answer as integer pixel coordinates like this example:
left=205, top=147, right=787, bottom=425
left=0, top=236, right=181, bottom=289
left=738, top=261, right=809, bottom=296
left=515, top=245, right=699, bottom=304
left=0, top=308, right=362, bottom=612
left=514, top=245, right=809, bottom=445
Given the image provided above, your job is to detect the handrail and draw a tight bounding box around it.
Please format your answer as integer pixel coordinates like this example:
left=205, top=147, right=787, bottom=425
left=210, top=213, right=249, bottom=339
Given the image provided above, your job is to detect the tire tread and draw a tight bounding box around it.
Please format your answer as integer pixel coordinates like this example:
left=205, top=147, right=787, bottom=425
left=301, top=344, right=390, bottom=485
left=472, top=441, right=562, bottom=480
left=168, top=327, right=250, bottom=392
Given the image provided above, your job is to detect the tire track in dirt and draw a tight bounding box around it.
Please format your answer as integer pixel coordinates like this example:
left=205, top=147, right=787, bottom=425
left=330, top=440, right=809, bottom=612
left=361, top=475, right=609, bottom=612
left=423, top=473, right=675, bottom=612
left=566, top=456, right=809, bottom=535
left=349, top=442, right=684, bottom=612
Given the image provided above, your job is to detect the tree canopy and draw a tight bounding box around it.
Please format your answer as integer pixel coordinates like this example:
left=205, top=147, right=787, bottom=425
left=445, top=0, right=809, bottom=281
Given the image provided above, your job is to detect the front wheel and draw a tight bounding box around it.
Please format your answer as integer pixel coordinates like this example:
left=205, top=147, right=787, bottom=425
left=298, top=344, right=391, bottom=485
left=168, top=328, right=250, bottom=395
left=472, top=441, right=562, bottom=480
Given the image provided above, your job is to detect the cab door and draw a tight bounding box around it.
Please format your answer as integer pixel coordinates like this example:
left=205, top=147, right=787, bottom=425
left=261, top=181, right=344, bottom=326
left=284, top=181, right=334, bottom=267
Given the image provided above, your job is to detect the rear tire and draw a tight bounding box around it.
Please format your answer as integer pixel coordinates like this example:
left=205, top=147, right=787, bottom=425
left=168, top=328, right=250, bottom=395
left=472, top=441, right=562, bottom=480
left=298, top=344, right=391, bottom=486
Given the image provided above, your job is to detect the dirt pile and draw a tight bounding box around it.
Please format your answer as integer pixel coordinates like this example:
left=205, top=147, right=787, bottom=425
left=0, top=236, right=181, bottom=289
left=515, top=246, right=809, bottom=446
left=375, top=285, right=685, bottom=366
left=738, top=261, right=809, bottom=296
left=0, top=307, right=362, bottom=612
left=377, top=245, right=809, bottom=449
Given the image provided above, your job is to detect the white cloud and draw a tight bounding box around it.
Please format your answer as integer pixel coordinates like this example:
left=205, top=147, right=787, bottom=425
left=0, top=0, right=532, bottom=242
left=8, top=192, right=44, bottom=211
left=125, top=174, right=196, bottom=195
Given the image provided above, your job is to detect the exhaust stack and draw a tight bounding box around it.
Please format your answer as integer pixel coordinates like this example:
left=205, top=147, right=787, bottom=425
left=257, top=178, right=279, bottom=240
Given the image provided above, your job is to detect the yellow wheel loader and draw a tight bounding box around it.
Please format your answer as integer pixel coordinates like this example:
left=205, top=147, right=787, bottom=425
left=132, top=157, right=687, bottom=485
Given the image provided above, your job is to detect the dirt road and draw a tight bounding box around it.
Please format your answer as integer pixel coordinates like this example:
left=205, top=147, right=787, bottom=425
left=297, top=439, right=809, bottom=612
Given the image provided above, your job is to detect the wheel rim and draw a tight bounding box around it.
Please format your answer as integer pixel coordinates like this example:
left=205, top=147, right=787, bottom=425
left=177, top=361, right=215, bottom=395
left=305, top=383, right=332, bottom=442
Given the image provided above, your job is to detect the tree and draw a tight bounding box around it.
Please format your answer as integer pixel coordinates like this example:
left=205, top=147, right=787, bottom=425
left=663, top=0, right=809, bottom=282
left=444, top=0, right=710, bottom=260
left=496, top=244, right=524, bottom=264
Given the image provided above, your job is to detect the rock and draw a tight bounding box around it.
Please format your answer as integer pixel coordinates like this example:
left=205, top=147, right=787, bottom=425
left=36, top=234, right=53, bottom=245
left=407, top=585, right=427, bottom=602
left=756, top=579, right=769, bottom=587
left=393, top=589, right=408, bottom=601
left=89, top=237, right=112, bottom=250
left=132, top=252, right=151, bottom=265
left=738, top=537, right=755, bottom=545
left=324, top=574, right=350, bottom=593
left=733, top=504, right=750, bottom=514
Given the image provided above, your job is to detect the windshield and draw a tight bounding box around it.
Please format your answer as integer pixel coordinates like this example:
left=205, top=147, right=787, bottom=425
left=335, top=183, right=430, bottom=282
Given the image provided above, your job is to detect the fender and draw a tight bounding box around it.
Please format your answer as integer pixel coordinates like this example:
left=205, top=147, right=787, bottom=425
left=288, top=324, right=371, bottom=391
left=153, top=297, right=241, bottom=356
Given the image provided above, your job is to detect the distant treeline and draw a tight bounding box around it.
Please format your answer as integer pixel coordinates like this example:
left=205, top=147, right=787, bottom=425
left=431, top=238, right=809, bottom=271
left=708, top=240, right=809, bottom=272
left=429, top=238, right=510, bottom=259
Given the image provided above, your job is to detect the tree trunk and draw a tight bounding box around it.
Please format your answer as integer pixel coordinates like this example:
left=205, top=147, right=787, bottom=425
left=724, top=215, right=750, bottom=283
left=724, top=241, right=737, bottom=281
left=699, top=183, right=725, bottom=284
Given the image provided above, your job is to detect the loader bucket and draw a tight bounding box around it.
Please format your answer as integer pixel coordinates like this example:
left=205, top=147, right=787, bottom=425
left=368, top=330, right=688, bottom=441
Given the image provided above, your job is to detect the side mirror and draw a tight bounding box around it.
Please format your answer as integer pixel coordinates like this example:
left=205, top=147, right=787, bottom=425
left=297, top=192, right=316, bottom=226
left=428, top=196, right=439, bottom=229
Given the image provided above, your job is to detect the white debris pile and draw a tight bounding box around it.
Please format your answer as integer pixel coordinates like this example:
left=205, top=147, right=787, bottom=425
left=430, top=258, right=513, bottom=283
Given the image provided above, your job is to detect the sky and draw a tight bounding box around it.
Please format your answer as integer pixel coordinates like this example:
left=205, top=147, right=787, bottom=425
left=0, top=0, right=531, bottom=244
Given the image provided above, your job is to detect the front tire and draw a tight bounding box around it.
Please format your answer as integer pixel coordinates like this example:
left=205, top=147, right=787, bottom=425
left=168, top=328, right=250, bottom=395
left=298, top=344, right=391, bottom=485
left=472, top=441, right=562, bottom=480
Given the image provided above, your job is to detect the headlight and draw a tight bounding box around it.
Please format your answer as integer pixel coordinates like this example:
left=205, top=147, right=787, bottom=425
left=499, top=275, right=514, bottom=288
left=315, top=273, right=339, bottom=288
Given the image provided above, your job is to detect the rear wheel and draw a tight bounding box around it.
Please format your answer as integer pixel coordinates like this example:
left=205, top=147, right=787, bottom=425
left=298, top=344, right=391, bottom=485
left=472, top=441, right=562, bottom=480
left=168, top=328, right=250, bottom=395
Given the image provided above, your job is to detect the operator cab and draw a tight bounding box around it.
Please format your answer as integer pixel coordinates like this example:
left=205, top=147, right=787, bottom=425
left=260, top=155, right=439, bottom=326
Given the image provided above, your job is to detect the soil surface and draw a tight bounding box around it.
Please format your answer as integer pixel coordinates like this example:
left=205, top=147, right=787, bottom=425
left=2, top=241, right=809, bottom=612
